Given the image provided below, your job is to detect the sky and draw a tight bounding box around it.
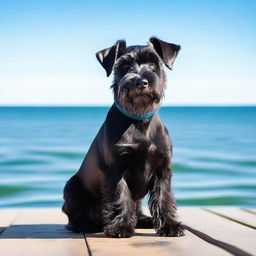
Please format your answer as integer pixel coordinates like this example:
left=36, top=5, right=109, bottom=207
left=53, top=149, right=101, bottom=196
left=0, top=0, right=256, bottom=106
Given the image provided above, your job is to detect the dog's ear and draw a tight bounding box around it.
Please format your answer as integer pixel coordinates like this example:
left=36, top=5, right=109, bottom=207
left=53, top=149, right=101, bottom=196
left=96, top=40, right=126, bottom=77
left=149, top=37, right=180, bottom=70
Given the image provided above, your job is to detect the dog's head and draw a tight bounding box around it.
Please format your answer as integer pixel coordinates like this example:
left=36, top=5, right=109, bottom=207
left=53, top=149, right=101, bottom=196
left=96, top=37, right=180, bottom=115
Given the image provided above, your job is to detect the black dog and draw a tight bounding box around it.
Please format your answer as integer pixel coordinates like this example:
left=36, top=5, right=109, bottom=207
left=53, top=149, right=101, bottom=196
left=62, top=37, right=184, bottom=238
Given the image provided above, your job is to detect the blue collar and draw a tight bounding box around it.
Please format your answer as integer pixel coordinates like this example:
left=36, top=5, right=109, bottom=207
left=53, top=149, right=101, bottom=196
left=114, top=101, right=157, bottom=121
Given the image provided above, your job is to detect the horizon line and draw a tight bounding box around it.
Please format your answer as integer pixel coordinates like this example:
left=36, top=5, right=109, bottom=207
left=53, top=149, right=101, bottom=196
left=1, top=104, right=256, bottom=108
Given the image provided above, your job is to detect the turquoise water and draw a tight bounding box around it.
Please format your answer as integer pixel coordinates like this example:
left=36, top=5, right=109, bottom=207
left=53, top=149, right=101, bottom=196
left=0, top=106, right=255, bottom=208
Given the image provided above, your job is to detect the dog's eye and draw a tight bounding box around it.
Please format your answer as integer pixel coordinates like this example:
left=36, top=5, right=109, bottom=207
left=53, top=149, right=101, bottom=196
left=149, top=65, right=157, bottom=73
left=148, top=62, right=156, bottom=67
left=147, top=63, right=159, bottom=74
left=120, top=63, right=132, bottom=74
left=122, top=64, right=131, bottom=70
left=145, top=63, right=155, bottom=70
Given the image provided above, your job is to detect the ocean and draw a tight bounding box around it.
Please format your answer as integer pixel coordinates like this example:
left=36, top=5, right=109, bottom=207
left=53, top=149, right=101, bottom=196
left=0, top=106, right=255, bottom=208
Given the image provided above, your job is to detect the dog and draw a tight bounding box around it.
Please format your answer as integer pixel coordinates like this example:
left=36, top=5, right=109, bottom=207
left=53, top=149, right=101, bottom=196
left=62, top=37, right=184, bottom=238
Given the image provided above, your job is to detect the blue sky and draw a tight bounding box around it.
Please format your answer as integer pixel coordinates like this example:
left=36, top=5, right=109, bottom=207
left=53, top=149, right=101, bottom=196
left=0, top=0, right=256, bottom=105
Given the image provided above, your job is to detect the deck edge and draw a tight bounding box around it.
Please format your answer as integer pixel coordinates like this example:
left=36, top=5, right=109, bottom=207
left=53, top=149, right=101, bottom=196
left=202, top=208, right=256, bottom=230
left=183, top=224, right=253, bottom=256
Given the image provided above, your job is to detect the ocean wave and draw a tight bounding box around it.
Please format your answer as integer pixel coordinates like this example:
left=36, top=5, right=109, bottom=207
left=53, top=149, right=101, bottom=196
left=27, top=149, right=84, bottom=159
left=176, top=195, right=256, bottom=206
left=0, top=158, right=48, bottom=166
left=194, top=156, right=256, bottom=167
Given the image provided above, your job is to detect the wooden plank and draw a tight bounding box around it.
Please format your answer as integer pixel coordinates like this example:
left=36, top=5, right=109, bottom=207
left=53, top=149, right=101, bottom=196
left=1, top=208, right=255, bottom=256
left=179, top=208, right=256, bottom=256
left=0, top=209, right=20, bottom=236
left=205, top=207, right=256, bottom=229
left=241, top=208, right=256, bottom=215
left=0, top=208, right=88, bottom=256
left=85, top=228, right=229, bottom=256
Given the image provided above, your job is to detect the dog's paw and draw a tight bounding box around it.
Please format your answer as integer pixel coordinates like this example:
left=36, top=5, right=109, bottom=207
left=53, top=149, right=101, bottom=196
left=157, top=223, right=185, bottom=237
left=104, top=225, right=134, bottom=238
left=137, top=215, right=153, bottom=229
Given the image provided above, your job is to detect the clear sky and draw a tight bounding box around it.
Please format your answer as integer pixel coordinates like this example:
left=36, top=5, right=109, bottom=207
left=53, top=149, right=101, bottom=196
left=0, top=0, right=256, bottom=106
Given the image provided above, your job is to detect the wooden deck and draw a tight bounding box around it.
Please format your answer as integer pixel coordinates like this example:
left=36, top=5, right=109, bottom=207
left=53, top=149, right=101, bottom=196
left=0, top=208, right=255, bottom=256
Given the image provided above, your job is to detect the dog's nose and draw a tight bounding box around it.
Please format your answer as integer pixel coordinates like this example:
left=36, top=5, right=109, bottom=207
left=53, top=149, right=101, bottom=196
left=135, top=78, right=148, bottom=89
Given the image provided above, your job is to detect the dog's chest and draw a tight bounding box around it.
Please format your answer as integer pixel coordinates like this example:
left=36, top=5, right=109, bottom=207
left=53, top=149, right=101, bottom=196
left=114, top=138, right=165, bottom=200
left=110, top=119, right=170, bottom=199
left=128, top=144, right=160, bottom=200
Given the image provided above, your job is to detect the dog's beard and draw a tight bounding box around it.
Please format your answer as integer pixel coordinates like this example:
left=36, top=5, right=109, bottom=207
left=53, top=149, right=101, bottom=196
left=116, top=83, right=163, bottom=116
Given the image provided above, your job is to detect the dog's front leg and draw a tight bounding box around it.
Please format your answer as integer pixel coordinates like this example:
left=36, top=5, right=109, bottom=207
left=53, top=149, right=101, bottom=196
left=149, top=168, right=184, bottom=237
left=103, top=176, right=137, bottom=238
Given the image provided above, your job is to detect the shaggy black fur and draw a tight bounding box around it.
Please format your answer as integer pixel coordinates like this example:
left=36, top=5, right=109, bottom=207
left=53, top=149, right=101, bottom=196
left=62, top=37, right=184, bottom=238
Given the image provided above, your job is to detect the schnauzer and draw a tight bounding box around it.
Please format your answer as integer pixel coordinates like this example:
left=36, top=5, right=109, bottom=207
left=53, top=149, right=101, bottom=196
left=62, top=37, right=184, bottom=238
